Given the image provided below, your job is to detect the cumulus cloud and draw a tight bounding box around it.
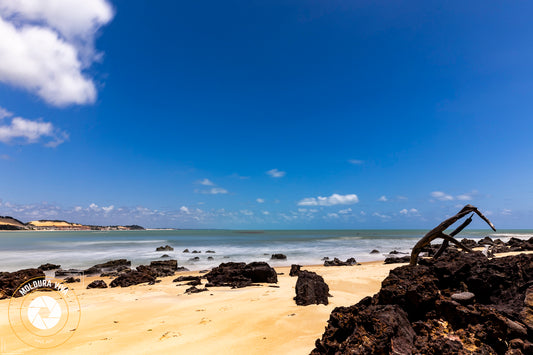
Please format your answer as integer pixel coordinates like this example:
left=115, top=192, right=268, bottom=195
left=0, top=109, right=68, bottom=146
left=400, top=208, right=419, bottom=216
left=266, top=168, right=285, bottom=178
left=256, top=198, right=264, bottom=203
left=198, top=178, right=214, bottom=186
left=297, top=193, right=359, bottom=206
left=326, top=213, right=339, bottom=218
left=240, top=209, right=253, bottom=216
left=0, top=106, right=12, bottom=119
left=373, top=212, right=391, bottom=219
left=208, top=187, right=228, bottom=194
left=101, top=205, right=114, bottom=213
left=378, top=195, right=388, bottom=202
left=348, top=159, right=364, bottom=165
left=501, top=209, right=512, bottom=216
left=338, top=208, right=352, bottom=214
left=180, top=206, right=190, bottom=214
left=0, top=0, right=114, bottom=106
left=430, top=191, right=454, bottom=201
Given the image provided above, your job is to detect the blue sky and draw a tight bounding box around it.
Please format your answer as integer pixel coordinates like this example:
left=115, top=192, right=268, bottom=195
left=0, top=0, right=532, bottom=229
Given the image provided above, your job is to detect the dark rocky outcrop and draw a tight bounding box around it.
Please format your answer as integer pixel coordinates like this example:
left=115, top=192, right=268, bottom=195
left=183, top=249, right=190, bottom=253
left=38, top=263, right=61, bottom=271
left=136, top=260, right=178, bottom=278
left=185, top=286, right=208, bottom=294
left=0, top=268, right=45, bottom=299
left=312, top=251, right=533, bottom=354
left=173, top=276, right=201, bottom=283
left=87, top=280, right=107, bottom=289
left=370, top=249, right=380, bottom=254
left=271, top=254, right=287, bottom=260
left=205, top=262, right=277, bottom=288
left=289, top=264, right=301, bottom=277
left=63, top=277, right=80, bottom=283
left=189, top=257, right=200, bottom=261
left=294, top=271, right=330, bottom=306
left=156, top=245, right=174, bottom=251
left=384, top=255, right=411, bottom=264
left=83, top=259, right=132, bottom=276
left=207, top=256, right=214, bottom=260
left=206, top=250, right=216, bottom=253
left=323, top=257, right=357, bottom=266
left=192, top=250, right=201, bottom=254
left=109, top=271, right=156, bottom=288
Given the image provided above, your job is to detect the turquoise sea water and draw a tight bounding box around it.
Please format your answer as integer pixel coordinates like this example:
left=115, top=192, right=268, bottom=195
left=0, top=229, right=531, bottom=272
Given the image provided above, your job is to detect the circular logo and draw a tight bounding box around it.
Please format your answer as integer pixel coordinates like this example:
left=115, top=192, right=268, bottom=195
left=27, top=296, right=62, bottom=330
left=8, top=277, right=81, bottom=349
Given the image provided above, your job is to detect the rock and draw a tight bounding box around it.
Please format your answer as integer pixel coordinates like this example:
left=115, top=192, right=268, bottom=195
left=84, top=259, right=132, bottom=275
left=478, top=236, right=494, bottom=245
left=451, top=292, right=475, bottom=305
left=189, top=257, right=200, bottom=261
left=384, top=255, right=411, bottom=264
left=63, top=276, right=80, bottom=283
left=161, top=254, right=169, bottom=258
left=0, top=268, right=45, bottom=299
left=205, top=262, right=277, bottom=288
left=38, top=263, right=61, bottom=271
left=460, top=238, right=478, bottom=249
left=156, top=245, right=174, bottom=251
left=206, top=250, right=215, bottom=253
left=321, top=257, right=329, bottom=261
left=173, top=276, right=201, bottom=283
left=185, top=286, right=208, bottom=294
left=87, top=280, right=107, bottom=289
left=207, top=256, right=214, bottom=260
left=370, top=249, right=380, bottom=254
left=192, top=250, right=201, bottom=254
left=176, top=267, right=190, bottom=272
left=134, top=260, right=178, bottom=277
left=324, top=257, right=357, bottom=266
left=183, top=249, right=189, bottom=253
left=289, top=264, right=301, bottom=277
left=185, top=279, right=201, bottom=286
left=110, top=271, right=156, bottom=287
left=55, top=268, right=83, bottom=277
left=271, top=254, right=287, bottom=260
left=312, top=252, right=533, bottom=354
left=294, top=271, right=330, bottom=306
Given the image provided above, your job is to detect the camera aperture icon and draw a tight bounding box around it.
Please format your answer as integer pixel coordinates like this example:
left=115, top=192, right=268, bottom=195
left=27, top=296, right=62, bottom=330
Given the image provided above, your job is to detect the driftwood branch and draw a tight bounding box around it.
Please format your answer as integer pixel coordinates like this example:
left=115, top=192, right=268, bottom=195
left=409, top=205, right=496, bottom=266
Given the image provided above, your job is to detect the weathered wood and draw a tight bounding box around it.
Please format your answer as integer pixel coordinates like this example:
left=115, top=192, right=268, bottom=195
left=433, top=214, right=474, bottom=258
left=409, top=205, right=496, bottom=266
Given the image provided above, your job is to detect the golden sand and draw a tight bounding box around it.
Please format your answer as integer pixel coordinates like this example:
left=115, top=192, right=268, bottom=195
left=0, top=261, right=400, bottom=354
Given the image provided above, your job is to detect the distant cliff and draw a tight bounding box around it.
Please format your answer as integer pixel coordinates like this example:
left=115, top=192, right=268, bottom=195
left=0, top=217, right=144, bottom=231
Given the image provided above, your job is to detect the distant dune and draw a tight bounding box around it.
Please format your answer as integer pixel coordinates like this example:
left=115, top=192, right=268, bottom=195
left=0, top=217, right=144, bottom=231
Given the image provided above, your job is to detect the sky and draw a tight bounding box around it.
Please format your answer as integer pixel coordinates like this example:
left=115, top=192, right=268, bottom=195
left=0, top=0, right=532, bottom=229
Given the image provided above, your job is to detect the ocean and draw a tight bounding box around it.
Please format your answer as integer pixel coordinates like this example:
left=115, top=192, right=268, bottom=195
left=0, top=229, right=532, bottom=272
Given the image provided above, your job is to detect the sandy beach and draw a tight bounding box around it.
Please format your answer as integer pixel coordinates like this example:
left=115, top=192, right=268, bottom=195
left=0, top=261, right=400, bottom=354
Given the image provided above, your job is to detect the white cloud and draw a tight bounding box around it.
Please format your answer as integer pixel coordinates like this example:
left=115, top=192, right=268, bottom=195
left=209, top=187, right=228, bottom=194
left=338, top=208, right=352, bottom=214
left=89, top=203, right=99, bottom=211
left=198, top=178, right=214, bottom=186
left=262, top=211, right=270, bottom=215
left=0, top=0, right=113, bottom=106
left=0, top=106, right=12, bottom=119
left=348, top=159, right=364, bottom=165
left=0, top=111, right=68, bottom=146
left=400, top=208, right=419, bottom=216
left=297, top=193, right=359, bottom=206
left=256, top=198, right=264, bottom=203
left=501, top=209, right=512, bottom=216
left=397, top=196, right=408, bottom=200
left=360, top=211, right=366, bottom=216
left=180, top=206, right=190, bottom=214
left=378, top=195, right=388, bottom=202
left=431, top=191, right=454, bottom=201
left=327, top=213, right=339, bottom=218
left=240, top=209, right=253, bottom=216
left=102, top=205, right=114, bottom=213
left=266, top=168, right=285, bottom=178
left=373, top=212, right=391, bottom=219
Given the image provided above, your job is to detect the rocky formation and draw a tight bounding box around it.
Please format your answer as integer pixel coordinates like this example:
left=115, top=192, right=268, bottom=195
left=109, top=271, right=156, bottom=287
left=38, top=263, right=61, bottom=271
left=0, top=268, right=45, bottom=299
left=294, top=270, right=330, bottom=306
left=384, top=255, right=411, bottom=264
left=136, top=260, right=178, bottom=277
left=156, top=245, right=173, bottom=251
left=271, top=254, right=287, bottom=260
left=55, top=259, right=132, bottom=277
left=206, top=250, right=216, bottom=253
left=87, top=280, right=108, bottom=289
left=63, top=277, right=80, bottom=283
left=183, top=249, right=190, bottom=253
left=205, top=262, right=277, bottom=288
left=185, top=286, right=209, bottom=294
left=173, top=275, right=202, bottom=286
left=289, top=264, right=301, bottom=277
left=312, top=251, right=533, bottom=354
left=370, top=249, right=380, bottom=254
left=323, top=257, right=357, bottom=266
